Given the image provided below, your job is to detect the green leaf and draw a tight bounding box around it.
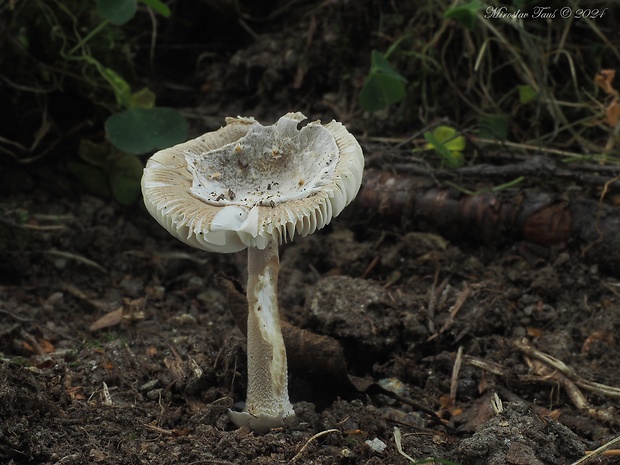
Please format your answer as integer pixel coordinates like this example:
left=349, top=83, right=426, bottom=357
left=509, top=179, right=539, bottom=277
left=359, top=74, right=407, bottom=112
left=371, top=51, right=408, bottom=82
left=444, top=0, right=481, bottom=30
left=429, top=126, right=466, bottom=152
left=96, top=0, right=138, bottom=26
left=479, top=114, right=509, bottom=140
left=518, top=84, right=538, bottom=104
left=138, top=0, right=171, bottom=17
left=128, top=87, right=156, bottom=109
left=105, top=107, right=189, bottom=155
left=424, top=127, right=465, bottom=169
left=109, top=153, right=144, bottom=205
left=67, top=162, right=111, bottom=198
left=78, top=139, right=111, bottom=168
left=359, top=51, right=407, bottom=112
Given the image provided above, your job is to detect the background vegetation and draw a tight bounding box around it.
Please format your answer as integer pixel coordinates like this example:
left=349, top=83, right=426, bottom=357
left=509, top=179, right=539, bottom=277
left=1, top=0, right=619, bottom=199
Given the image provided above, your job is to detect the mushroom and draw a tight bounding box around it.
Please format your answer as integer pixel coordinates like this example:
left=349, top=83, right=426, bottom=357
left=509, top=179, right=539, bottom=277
left=141, top=112, right=364, bottom=433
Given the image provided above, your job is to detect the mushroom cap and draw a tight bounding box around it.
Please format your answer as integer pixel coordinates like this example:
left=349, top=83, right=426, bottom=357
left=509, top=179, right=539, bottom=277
left=141, top=112, right=364, bottom=252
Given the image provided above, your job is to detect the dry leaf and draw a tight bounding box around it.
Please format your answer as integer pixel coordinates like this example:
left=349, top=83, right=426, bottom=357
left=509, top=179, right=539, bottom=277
left=526, top=327, right=543, bottom=338
left=22, top=341, right=35, bottom=352
left=22, top=338, right=55, bottom=354
left=582, top=330, right=616, bottom=353
left=89, top=298, right=145, bottom=332
left=595, top=70, right=618, bottom=96
left=90, top=308, right=124, bottom=332
left=594, top=70, right=620, bottom=128
left=39, top=338, right=55, bottom=353
left=439, top=395, right=455, bottom=410
left=66, top=385, right=86, bottom=400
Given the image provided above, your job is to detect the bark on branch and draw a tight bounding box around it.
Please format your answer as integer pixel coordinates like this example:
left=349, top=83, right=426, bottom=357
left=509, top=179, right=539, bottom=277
left=357, top=168, right=620, bottom=275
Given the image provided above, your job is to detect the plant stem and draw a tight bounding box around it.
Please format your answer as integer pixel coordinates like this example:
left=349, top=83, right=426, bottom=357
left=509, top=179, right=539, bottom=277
left=68, top=19, right=109, bottom=56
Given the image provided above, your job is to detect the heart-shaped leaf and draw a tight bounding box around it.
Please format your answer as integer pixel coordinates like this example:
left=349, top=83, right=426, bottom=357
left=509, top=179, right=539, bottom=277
left=105, top=107, right=189, bottom=155
left=479, top=114, right=509, bottom=140
left=138, top=0, right=171, bottom=17
left=444, top=1, right=481, bottom=30
left=359, top=51, right=407, bottom=112
left=97, top=0, right=138, bottom=26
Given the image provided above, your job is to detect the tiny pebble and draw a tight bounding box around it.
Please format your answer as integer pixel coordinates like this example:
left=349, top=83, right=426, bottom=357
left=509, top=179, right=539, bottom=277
left=365, top=438, right=387, bottom=453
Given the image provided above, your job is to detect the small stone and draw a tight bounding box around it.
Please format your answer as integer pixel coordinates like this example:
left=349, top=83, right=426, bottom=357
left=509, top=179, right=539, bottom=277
left=365, top=438, right=387, bottom=453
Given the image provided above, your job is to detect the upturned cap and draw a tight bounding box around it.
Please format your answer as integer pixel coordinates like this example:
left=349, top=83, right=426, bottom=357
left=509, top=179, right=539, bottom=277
left=141, top=112, right=364, bottom=252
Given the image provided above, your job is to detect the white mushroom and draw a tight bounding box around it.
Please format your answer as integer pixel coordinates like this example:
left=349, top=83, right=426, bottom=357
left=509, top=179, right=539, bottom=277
left=141, top=112, right=364, bottom=433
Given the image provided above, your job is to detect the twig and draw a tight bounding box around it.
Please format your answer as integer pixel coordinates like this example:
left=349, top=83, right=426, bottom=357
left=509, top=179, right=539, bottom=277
left=18, top=328, right=45, bottom=355
left=144, top=424, right=175, bottom=436
left=360, top=256, right=380, bottom=279
left=572, top=435, right=620, bottom=465
left=428, top=284, right=471, bottom=341
left=0, top=308, right=33, bottom=322
left=449, top=346, right=464, bottom=403
left=472, top=137, right=608, bottom=159
left=522, top=357, right=589, bottom=411
left=288, top=429, right=339, bottom=463
left=490, top=393, right=503, bottom=415
left=514, top=339, right=620, bottom=399
left=463, top=355, right=506, bottom=376
left=45, top=249, right=107, bottom=273
left=426, top=273, right=448, bottom=336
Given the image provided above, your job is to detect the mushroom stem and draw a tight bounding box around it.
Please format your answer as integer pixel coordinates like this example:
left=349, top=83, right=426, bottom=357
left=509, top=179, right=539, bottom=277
left=229, top=241, right=295, bottom=432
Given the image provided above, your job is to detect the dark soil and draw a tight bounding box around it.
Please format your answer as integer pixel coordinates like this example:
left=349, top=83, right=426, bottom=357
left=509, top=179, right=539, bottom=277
left=2, top=157, right=619, bottom=464
left=2, top=1, right=620, bottom=464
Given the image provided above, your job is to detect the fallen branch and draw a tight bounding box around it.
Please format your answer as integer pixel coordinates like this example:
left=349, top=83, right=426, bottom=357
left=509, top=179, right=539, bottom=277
left=357, top=168, right=620, bottom=274
left=288, top=429, right=339, bottom=463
